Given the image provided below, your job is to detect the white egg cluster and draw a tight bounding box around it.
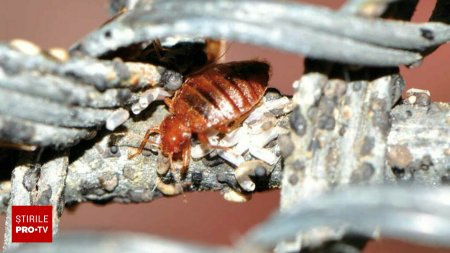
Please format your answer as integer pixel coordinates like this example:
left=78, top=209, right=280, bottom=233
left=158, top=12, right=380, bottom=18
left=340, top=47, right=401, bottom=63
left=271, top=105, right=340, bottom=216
left=131, top=87, right=171, bottom=115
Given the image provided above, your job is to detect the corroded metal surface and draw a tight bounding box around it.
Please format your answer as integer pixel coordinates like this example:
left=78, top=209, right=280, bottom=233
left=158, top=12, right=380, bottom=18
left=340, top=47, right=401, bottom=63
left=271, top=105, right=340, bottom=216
left=0, top=41, right=180, bottom=148
left=244, top=185, right=450, bottom=250
left=3, top=152, right=69, bottom=251
left=387, top=102, right=450, bottom=185
left=75, top=0, right=449, bottom=66
left=279, top=68, right=403, bottom=251
left=0, top=100, right=449, bottom=212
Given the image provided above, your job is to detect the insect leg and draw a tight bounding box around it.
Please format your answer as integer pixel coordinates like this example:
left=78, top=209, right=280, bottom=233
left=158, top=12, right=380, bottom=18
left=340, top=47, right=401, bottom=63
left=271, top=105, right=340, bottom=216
left=214, top=110, right=252, bottom=134
left=168, top=153, right=173, bottom=171
left=197, top=133, right=230, bottom=151
left=228, top=110, right=252, bottom=131
left=180, top=144, right=191, bottom=175
left=164, top=97, right=174, bottom=112
left=128, top=127, right=160, bottom=159
left=214, top=125, right=229, bottom=134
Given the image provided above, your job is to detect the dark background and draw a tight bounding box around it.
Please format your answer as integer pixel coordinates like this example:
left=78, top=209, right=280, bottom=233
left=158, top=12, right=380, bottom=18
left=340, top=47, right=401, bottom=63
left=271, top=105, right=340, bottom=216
left=0, top=1, right=449, bottom=252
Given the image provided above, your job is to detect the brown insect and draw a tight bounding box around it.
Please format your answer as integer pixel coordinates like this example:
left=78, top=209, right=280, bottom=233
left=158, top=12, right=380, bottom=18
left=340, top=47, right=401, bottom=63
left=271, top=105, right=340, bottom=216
left=129, top=60, right=270, bottom=174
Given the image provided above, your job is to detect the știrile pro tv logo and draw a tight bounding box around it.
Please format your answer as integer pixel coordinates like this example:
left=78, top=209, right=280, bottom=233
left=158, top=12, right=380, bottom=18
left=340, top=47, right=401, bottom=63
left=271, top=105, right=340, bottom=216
left=11, top=206, right=52, bottom=243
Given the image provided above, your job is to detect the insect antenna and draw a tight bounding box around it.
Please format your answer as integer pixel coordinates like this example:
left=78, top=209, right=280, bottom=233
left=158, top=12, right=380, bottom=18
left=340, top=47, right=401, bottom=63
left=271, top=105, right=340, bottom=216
left=152, top=39, right=164, bottom=60
left=128, top=128, right=161, bottom=159
left=185, top=41, right=233, bottom=77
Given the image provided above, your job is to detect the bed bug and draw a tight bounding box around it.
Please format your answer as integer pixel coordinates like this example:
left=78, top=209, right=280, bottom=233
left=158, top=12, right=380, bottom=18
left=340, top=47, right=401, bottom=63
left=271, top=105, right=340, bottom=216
left=129, top=60, right=270, bottom=175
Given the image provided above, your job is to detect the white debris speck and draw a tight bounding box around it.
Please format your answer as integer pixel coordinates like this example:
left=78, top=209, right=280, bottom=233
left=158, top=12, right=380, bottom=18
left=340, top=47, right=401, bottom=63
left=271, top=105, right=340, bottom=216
left=407, top=95, right=417, bottom=104
left=235, top=167, right=256, bottom=192
left=235, top=160, right=270, bottom=191
left=131, top=102, right=145, bottom=115
left=218, top=150, right=245, bottom=167
left=191, top=144, right=212, bottom=159
left=106, top=108, right=129, bottom=131
left=232, top=136, right=250, bottom=155
left=250, top=126, right=289, bottom=148
left=47, top=48, right=69, bottom=62
left=245, top=96, right=291, bottom=123
left=292, top=80, right=300, bottom=90
left=406, top=88, right=430, bottom=97
left=139, top=87, right=171, bottom=109
left=223, top=188, right=251, bottom=202
left=156, top=178, right=183, bottom=196
left=10, top=39, right=41, bottom=55
left=127, top=0, right=140, bottom=10
left=249, top=147, right=280, bottom=165
left=237, top=179, right=255, bottom=192
left=219, top=124, right=249, bottom=147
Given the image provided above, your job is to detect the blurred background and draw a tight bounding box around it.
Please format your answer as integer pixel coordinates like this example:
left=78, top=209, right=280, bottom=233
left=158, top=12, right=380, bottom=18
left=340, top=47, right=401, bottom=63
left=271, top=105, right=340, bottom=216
left=0, top=0, right=449, bottom=252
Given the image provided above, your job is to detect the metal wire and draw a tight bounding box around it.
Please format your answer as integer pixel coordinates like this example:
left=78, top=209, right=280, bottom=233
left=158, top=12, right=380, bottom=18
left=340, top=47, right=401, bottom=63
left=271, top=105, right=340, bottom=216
left=76, top=0, right=449, bottom=66
left=243, top=185, right=450, bottom=250
left=2, top=0, right=450, bottom=252
left=9, top=186, right=450, bottom=252
left=10, top=232, right=235, bottom=253
left=0, top=42, right=176, bottom=148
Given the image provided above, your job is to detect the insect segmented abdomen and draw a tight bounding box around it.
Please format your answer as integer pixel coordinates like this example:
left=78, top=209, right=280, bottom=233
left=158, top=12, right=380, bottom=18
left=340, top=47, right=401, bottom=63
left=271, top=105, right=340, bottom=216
left=218, top=61, right=269, bottom=111
left=176, top=84, right=225, bottom=126
left=173, top=60, right=270, bottom=129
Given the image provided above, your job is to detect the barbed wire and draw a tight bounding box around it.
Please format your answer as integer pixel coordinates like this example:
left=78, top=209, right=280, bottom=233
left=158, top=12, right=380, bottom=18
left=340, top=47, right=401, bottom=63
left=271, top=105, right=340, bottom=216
left=1, top=0, right=450, bottom=252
